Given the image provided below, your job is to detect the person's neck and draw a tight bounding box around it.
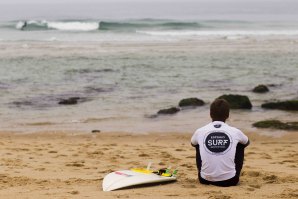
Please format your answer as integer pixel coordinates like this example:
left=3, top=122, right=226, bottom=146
left=212, top=120, right=226, bottom=123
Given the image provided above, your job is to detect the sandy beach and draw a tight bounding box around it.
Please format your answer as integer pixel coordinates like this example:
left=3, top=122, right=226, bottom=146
left=0, top=130, right=297, bottom=199
left=1, top=0, right=298, bottom=198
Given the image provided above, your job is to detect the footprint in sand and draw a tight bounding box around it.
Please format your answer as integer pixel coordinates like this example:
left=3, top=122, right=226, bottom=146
left=182, top=184, right=197, bottom=188
left=35, top=168, right=46, bottom=171
left=262, top=174, right=279, bottom=184
left=115, top=194, right=130, bottom=198
left=180, top=164, right=194, bottom=169
left=138, top=153, right=150, bottom=157
left=282, top=160, right=296, bottom=163
left=175, top=149, right=185, bottom=152
left=246, top=152, right=256, bottom=155
left=209, top=195, right=231, bottom=199
left=165, top=194, right=180, bottom=196
left=184, top=178, right=197, bottom=184
left=66, top=161, right=85, bottom=167
left=69, top=190, right=79, bottom=195
left=204, top=191, right=231, bottom=199
left=260, top=153, right=272, bottom=159
left=246, top=187, right=255, bottom=191
left=242, top=170, right=261, bottom=177
left=186, top=155, right=195, bottom=159
left=276, top=188, right=298, bottom=198
left=248, top=184, right=261, bottom=189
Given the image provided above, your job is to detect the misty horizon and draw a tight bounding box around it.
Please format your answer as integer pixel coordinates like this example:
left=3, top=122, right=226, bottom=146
left=0, top=0, right=298, bottom=21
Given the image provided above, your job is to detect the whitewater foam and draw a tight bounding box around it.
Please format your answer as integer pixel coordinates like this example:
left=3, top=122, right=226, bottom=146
left=47, top=22, right=99, bottom=31
left=16, top=21, right=25, bottom=29
left=136, top=30, right=298, bottom=37
left=15, top=20, right=99, bottom=31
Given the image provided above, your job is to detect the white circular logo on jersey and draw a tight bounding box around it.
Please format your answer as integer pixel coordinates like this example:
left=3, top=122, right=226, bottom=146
left=203, top=131, right=232, bottom=155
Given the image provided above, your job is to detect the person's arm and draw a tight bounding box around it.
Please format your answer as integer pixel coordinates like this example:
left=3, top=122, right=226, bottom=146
left=243, top=139, right=250, bottom=147
left=191, top=131, right=199, bottom=147
left=238, top=130, right=250, bottom=148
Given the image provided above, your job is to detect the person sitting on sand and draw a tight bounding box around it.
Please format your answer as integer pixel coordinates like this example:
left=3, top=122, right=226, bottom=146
left=191, top=99, right=249, bottom=186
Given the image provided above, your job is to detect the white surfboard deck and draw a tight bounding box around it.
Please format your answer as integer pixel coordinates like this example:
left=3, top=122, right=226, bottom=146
left=102, top=170, right=176, bottom=191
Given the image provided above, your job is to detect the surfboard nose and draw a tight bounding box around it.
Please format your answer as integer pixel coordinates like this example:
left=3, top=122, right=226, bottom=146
left=102, top=170, right=135, bottom=191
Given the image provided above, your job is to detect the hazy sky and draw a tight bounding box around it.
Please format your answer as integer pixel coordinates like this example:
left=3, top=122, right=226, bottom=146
left=0, top=0, right=297, bottom=21
left=2, top=0, right=179, bottom=4
left=1, top=0, right=297, bottom=3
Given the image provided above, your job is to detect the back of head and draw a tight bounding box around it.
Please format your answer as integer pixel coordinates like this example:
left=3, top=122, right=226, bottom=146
left=210, top=99, right=230, bottom=122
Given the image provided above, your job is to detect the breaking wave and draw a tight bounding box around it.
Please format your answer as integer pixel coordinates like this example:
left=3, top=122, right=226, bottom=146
left=14, top=20, right=202, bottom=32
left=16, top=20, right=99, bottom=31
left=9, top=19, right=298, bottom=38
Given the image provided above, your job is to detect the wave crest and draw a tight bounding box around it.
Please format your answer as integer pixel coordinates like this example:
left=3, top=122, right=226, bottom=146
left=13, top=19, right=298, bottom=37
left=98, top=21, right=201, bottom=31
left=16, top=20, right=99, bottom=31
left=47, top=22, right=99, bottom=31
left=15, top=20, right=201, bottom=32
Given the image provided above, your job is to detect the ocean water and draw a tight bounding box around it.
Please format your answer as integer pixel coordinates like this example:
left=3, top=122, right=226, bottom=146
left=0, top=0, right=297, bottom=133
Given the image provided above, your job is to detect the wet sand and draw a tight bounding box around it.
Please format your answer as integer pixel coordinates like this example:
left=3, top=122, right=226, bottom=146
left=0, top=131, right=297, bottom=199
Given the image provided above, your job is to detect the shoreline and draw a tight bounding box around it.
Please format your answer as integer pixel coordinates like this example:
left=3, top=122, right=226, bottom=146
left=0, top=131, right=297, bottom=198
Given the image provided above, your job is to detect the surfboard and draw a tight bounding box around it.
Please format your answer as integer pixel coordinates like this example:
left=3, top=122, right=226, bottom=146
left=102, top=166, right=177, bottom=191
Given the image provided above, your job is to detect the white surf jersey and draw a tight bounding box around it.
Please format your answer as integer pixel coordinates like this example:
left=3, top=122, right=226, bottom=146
left=191, top=121, right=249, bottom=182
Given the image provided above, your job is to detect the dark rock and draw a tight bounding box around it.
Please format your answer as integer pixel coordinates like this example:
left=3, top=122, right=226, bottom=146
left=91, top=130, right=101, bottom=133
left=58, top=97, right=80, bottom=105
left=253, top=120, right=298, bottom=130
left=157, top=107, right=180, bottom=115
left=179, top=98, right=205, bottom=107
left=253, top=85, right=269, bottom=93
left=217, top=94, right=252, bottom=109
left=261, top=100, right=298, bottom=111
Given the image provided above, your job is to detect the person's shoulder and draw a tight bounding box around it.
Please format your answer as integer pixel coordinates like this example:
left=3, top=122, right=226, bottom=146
left=225, top=124, right=244, bottom=134
left=193, top=123, right=211, bottom=135
left=226, top=124, right=249, bottom=145
left=197, top=122, right=213, bottom=132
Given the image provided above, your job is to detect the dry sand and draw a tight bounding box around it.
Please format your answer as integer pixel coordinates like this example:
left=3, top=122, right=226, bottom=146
left=0, top=131, right=297, bottom=199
